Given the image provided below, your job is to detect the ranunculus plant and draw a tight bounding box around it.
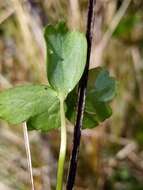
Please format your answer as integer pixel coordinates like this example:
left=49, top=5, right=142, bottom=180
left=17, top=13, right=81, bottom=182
left=0, top=22, right=116, bottom=190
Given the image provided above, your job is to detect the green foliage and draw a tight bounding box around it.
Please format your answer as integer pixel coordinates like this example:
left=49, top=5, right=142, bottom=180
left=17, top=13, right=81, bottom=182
left=87, top=68, right=116, bottom=102
left=44, top=22, right=87, bottom=97
left=27, top=101, right=60, bottom=132
left=66, top=68, right=116, bottom=129
left=0, top=22, right=116, bottom=131
left=0, top=22, right=88, bottom=132
left=0, top=85, right=59, bottom=126
left=0, top=20, right=117, bottom=190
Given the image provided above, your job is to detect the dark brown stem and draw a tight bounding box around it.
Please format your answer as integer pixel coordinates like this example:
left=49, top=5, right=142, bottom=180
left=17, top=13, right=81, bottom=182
left=66, top=0, right=96, bottom=189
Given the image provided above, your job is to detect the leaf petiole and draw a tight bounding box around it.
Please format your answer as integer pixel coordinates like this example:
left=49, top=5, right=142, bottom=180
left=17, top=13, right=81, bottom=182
left=56, top=95, right=67, bottom=190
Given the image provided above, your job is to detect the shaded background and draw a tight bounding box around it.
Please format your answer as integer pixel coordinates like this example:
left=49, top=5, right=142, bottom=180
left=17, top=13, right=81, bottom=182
left=0, top=0, right=143, bottom=189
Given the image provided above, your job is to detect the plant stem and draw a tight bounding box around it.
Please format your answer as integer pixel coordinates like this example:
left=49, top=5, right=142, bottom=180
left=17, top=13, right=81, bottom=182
left=66, top=0, right=96, bottom=189
left=56, top=97, right=67, bottom=190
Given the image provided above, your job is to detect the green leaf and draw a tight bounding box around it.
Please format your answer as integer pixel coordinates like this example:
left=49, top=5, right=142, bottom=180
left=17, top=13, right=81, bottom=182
left=65, top=87, right=101, bottom=129
left=0, top=85, right=59, bottom=125
left=87, top=68, right=116, bottom=102
left=66, top=67, right=117, bottom=129
left=27, top=100, right=60, bottom=132
left=83, top=112, right=99, bottom=129
left=85, top=101, right=112, bottom=129
left=44, top=22, right=87, bottom=97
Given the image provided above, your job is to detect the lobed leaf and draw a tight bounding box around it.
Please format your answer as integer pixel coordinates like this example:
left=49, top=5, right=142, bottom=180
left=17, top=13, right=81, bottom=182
left=87, top=68, right=116, bottom=102
left=0, top=85, right=59, bottom=126
left=44, top=22, right=87, bottom=97
left=27, top=100, right=60, bottom=132
left=66, top=68, right=117, bottom=129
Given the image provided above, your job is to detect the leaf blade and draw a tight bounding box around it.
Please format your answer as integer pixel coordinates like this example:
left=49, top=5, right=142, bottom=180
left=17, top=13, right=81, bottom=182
left=44, top=22, right=87, bottom=97
left=27, top=100, right=60, bottom=132
left=66, top=68, right=117, bottom=129
left=0, top=85, right=59, bottom=125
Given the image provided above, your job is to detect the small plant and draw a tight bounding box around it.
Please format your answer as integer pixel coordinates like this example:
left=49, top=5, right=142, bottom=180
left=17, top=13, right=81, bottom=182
left=0, top=22, right=116, bottom=189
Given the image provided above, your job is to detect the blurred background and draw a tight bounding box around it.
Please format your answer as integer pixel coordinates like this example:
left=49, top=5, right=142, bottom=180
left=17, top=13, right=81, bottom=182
left=0, top=0, right=143, bottom=189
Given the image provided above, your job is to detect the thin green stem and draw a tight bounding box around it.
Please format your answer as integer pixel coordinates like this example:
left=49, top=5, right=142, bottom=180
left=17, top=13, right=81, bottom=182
left=56, top=96, right=67, bottom=190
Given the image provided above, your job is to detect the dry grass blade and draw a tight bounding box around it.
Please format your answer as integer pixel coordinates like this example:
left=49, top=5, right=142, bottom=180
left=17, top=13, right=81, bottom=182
left=101, top=0, right=132, bottom=49
left=23, top=123, right=35, bottom=190
left=10, top=0, right=46, bottom=82
left=10, top=0, right=35, bottom=58
left=68, top=0, right=81, bottom=30
left=0, top=8, right=15, bottom=25
left=90, top=0, right=132, bottom=69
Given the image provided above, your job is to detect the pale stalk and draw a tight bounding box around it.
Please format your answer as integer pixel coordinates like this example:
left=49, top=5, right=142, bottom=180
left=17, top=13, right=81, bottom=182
left=56, top=97, right=67, bottom=190
left=23, top=123, right=35, bottom=190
